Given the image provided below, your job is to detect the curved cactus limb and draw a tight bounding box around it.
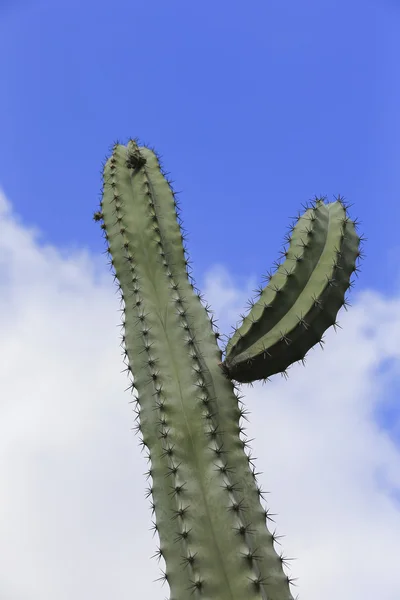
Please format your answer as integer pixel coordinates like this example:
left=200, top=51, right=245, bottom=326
left=221, top=196, right=364, bottom=383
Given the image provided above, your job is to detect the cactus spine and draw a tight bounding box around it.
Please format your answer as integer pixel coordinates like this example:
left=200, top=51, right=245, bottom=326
left=94, top=138, right=364, bottom=600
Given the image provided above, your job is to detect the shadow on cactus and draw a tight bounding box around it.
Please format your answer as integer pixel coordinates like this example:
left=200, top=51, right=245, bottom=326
left=93, top=138, right=365, bottom=600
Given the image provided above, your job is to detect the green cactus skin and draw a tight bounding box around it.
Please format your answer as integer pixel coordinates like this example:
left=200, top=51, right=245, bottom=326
left=94, top=138, right=364, bottom=600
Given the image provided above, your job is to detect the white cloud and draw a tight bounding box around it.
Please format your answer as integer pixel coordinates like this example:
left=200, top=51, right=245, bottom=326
left=0, top=189, right=399, bottom=600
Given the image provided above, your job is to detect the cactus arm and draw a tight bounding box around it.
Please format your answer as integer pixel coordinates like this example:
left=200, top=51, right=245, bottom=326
left=221, top=197, right=363, bottom=383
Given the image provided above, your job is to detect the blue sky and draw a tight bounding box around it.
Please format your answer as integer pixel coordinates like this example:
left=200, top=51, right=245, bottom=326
left=0, top=1, right=399, bottom=599
left=1, top=0, right=400, bottom=293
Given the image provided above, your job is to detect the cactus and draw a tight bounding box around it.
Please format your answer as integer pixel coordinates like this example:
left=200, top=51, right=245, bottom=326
left=94, top=138, right=364, bottom=600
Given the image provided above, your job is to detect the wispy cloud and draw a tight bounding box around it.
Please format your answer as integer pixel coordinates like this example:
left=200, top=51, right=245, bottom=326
left=0, top=189, right=399, bottom=599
